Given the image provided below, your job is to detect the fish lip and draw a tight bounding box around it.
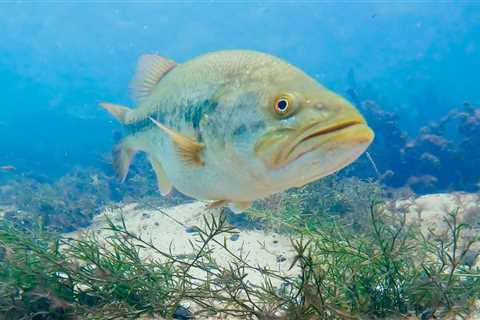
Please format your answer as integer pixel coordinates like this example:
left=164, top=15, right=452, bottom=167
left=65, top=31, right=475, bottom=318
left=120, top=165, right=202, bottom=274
left=273, top=118, right=368, bottom=168
left=296, top=119, right=364, bottom=145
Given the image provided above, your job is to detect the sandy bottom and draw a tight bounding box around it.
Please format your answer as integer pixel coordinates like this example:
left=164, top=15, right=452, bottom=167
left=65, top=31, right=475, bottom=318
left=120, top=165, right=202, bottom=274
left=65, top=201, right=298, bottom=319
left=67, top=201, right=297, bottom=286
left=15, top=192, right=470, bottom=319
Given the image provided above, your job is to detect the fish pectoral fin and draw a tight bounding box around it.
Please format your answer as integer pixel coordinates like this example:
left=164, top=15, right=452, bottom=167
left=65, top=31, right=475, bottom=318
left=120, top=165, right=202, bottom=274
left=148, top=156, right=172, bottom=196
left=149, top=117, right=205, bottom=167
left=229, top=201, right=252, bottom=214
left=113, top=138, right=137, bottom=182
left=130, top=54, right=176, bottom=104
left=206, top=200, right=228, bottom=210
left=100, top=102, right=131, bottom=124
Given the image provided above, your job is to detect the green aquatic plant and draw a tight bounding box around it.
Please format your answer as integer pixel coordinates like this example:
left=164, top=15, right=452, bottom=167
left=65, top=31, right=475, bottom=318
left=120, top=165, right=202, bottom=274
left=0, top=217, right=179, bottom=319
left=0, top=187, right=479, bottom=319
left=0, top=163, right=190, bottom=233
left=253, top=176, right=383, bottom=233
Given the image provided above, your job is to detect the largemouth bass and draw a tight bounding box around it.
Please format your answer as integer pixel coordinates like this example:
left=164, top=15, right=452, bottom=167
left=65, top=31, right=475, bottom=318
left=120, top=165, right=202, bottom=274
left=101, top=50, right=374, bottom=212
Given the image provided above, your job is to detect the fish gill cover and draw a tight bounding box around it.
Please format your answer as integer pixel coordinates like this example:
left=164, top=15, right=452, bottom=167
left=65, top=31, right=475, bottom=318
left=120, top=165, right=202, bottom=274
left=0, top=2, right=480, bottom=320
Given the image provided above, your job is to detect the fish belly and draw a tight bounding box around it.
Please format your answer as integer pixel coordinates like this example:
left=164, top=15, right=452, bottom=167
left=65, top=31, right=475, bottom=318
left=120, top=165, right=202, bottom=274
left=143, top=136, right=265, bottom=201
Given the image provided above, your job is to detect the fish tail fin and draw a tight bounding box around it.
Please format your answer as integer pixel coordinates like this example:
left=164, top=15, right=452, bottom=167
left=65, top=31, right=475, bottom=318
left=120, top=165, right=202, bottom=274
left=100, top=102, right=131, bottom=124
left=113, top=138, right=138, bottom=182
left=100, top=101, right=136, bottom=181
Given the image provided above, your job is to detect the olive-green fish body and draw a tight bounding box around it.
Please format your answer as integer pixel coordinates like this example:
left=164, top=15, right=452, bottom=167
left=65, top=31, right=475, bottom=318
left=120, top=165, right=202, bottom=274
left=101, top=50, right=374, bottom=212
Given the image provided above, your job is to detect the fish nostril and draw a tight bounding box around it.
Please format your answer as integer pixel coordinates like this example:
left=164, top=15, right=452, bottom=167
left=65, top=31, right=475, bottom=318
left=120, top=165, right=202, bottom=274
left=314, top=103, right=325, bottom=110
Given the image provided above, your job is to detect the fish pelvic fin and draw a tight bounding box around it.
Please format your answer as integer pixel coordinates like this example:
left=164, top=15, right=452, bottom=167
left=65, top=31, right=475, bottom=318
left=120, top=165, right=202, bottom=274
left=112, top=138, right=138, bottom=182
left=229, top=201, right=252, bottom=214
left=149, top=117, right=205, bottom=167
left=130, top=54, right=176, bottom=104
left=148, top=155, right=172, bottom=196
left=100, top=102, right=131, bottom=124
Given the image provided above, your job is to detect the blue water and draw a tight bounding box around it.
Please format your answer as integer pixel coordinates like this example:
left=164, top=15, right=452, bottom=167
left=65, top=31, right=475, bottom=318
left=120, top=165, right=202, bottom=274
left=0, top=2, right=479, bottom=178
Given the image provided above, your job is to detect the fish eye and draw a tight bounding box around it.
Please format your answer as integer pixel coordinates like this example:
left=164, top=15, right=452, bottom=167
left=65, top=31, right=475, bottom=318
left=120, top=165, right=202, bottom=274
left=274, top=96, right=290, bottom=115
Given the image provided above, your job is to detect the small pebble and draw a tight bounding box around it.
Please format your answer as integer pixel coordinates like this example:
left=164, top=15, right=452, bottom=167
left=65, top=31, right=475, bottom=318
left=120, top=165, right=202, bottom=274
left=420, top=309, right=434, bottom=320
left=185, top=226, right=199, bottom=234
left=276, top=255, right=287, bottom=263
left=461, top=251, right=479, bottom=268
left=230, top=234, right=240, bottom=241
left=173, top=305, right=193, bottom=319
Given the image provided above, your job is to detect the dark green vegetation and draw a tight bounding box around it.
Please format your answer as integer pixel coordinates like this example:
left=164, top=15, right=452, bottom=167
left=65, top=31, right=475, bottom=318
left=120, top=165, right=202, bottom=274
left=1, top=180, right=479, bottom=319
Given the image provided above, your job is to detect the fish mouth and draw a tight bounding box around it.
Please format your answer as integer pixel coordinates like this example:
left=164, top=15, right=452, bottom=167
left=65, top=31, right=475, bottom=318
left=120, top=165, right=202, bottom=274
left=296, top=120, right=363, bottom=145
left=273, top=117, right=374, bottom=168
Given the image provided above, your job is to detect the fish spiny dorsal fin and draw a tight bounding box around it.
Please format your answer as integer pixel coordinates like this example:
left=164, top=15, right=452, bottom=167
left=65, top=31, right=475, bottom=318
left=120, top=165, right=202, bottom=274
left=130, top=54, right=176, bottom=104
left=149, top=117, right=205, bottom=167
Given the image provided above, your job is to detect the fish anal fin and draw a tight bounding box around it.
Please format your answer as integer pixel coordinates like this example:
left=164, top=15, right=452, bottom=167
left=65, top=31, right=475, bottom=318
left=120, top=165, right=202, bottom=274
left=206, top=200, right=252, bottom=213
left=207, top=200, right=228, bottom=210
left=100, top=102, right=131, bottom=124
left=149, top=117, right=205, bottom=167
left=113, top=140, right=137, bottom=182
left=229, top=201, right=252, bottom=214
left=130, top=54, right=176, bottom=104
left=148, top=156, right=172, bottom=196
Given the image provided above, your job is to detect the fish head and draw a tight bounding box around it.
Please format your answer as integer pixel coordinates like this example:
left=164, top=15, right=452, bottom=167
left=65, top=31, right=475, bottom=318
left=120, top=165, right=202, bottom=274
left=222, top=64, right=374, bottom=189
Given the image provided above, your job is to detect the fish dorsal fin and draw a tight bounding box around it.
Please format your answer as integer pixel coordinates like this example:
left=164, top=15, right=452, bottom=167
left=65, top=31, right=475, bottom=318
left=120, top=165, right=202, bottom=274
left=130, top=54, right=176, bottom=104
left=149, top=117, right=205, bottom=167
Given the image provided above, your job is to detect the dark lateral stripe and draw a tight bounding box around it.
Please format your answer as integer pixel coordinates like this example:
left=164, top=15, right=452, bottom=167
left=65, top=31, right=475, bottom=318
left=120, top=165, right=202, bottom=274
left=124, top=99, right=218, bottom=136
left=183, top=99, right=218, bottom=130
left=125, top=117, right=157, bottom=135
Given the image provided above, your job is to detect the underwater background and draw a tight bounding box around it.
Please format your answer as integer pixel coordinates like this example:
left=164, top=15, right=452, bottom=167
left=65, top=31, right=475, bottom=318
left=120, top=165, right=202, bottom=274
left=1, top=2, right=479, bottom=176
left=0, top=2, right=480, bottom=226
left=2, top=3, right=480, bottom=320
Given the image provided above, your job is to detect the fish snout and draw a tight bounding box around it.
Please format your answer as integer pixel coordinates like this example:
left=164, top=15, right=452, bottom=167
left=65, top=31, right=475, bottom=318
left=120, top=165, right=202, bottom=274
left=256, top=92, right=373, bottom=171
left=273, top=107, right=373, bottom=168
